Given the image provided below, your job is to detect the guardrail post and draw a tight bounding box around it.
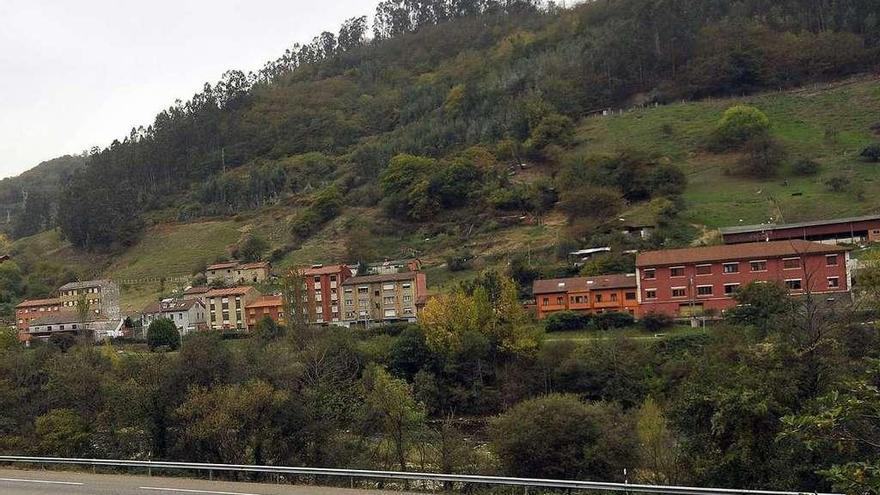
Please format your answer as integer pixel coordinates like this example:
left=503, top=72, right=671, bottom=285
left=209, top=469, right=213, bottom=481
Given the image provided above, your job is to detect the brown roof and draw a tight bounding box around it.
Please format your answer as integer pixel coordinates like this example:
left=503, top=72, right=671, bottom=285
left=343, top=271, right=421, bottom=285
left=207, top=262, right=237, bottom=270
left=246, top=295, right=283, bottom=309
left=30, top=311, right=87, bottom=326
left=533, top=274, right=637, bottom=295
left=636, top=239, right=849, bottom=267
left=301, top=264, right=349, bottom=276
left=16, top=297, right=63, bottom=309
left=239, top=261, right=270, bottom=270
left=205, top=286, right=256, bottom=297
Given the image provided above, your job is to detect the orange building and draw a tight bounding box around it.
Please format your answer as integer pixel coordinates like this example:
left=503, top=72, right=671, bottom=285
left=15, top=297, right=64, bottom=335
left=533, top=274, right=639, bottom=319
left=245, top=295, right=285, bottom=327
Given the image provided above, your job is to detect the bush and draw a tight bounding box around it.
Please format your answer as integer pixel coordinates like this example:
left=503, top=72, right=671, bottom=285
left=825, top=175, right=851, bottom=192
left=490, top=394, right=636, bottom=480
left=544, top=311, right=593, bottom=332
left=595, top=312, right=635, bottom=330
left=146, top=318, right=180, bottom=351
left=711, top=105, right=771, bottom=150
left=861, top=144, right=880, bottom=162
left=641, top=312, right=674, bottom=332
left=446, top=251, right=474, bottom=272
left=791, top=159, right=820, bottom=176
left=48, top=333, right=77, bottom=352
left=735, top=135, right=786, bottom=178
left=558, top=186, right=623, bottom=221
left=232, top=234, right=269, bottom=263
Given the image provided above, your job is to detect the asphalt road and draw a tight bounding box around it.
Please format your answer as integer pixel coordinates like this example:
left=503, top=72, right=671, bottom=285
left=0, top=468, right=398, bottom=495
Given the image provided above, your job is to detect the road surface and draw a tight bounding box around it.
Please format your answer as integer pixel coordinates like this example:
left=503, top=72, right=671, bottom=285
left=0, top=468, right=401, bottom=495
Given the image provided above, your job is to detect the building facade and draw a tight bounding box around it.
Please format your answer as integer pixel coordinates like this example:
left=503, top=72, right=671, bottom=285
left=298, top=265, right=353, bottom=325
left=636, top=240, right=851, bottom=317
left=204, top=287, right=260, bottom=330
left=58, top=280, right=120, bottom=319
left=141, top=299, right=207, bottom=335
left=341, top=271, right=427, bottom=326
left=720, top=214, right=880, bottom=245
left=245, top=295, right=285, bottom=328
left=358, top=259, right=423, bottom=276
left=26, top=312, right=124, bottom=343
left=533, top=274, right=639, bottom=319
left=206, top=262, right=272, bottom=286
left=15, top=297, right=63, bottom=334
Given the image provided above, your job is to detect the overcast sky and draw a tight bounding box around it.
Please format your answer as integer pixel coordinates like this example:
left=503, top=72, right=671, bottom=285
left=0, top=0, right=378, bottom=179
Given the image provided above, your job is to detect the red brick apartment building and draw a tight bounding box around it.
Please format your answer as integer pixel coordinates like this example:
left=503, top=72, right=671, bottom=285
left=636, top=240, right=851, bottom=317
left=533, top=274, right=640, bottom=319
left=15, top=297, right=63, bottom=334
left=300, top=264, right=353, bottom=324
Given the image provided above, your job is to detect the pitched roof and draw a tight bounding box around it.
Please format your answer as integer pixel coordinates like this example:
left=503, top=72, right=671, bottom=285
left=636, top=239, right=849, bottom=267
left=142, top=299, right=204, bottom=314
left=183, top=286, right=210, bottom=295
left=720, top=214, right=880, bottom=235
left=207, top=262, right=238, bottom=270
left=343, top=271, right=421, bottom=285
left=246, top=295, right=283, bottom=308
left=58, top=279, right=114, bottom=291
left=30, top=311, right=87, bottom=326
left=205, top=286, right=256, bottom=297
left=16, top=297, right=62, bottom=309
left=301, top=264, right=349, bottom=276
left=533, top=274, right=637, bottom=295
left=239, top=261, right=270, bottom=270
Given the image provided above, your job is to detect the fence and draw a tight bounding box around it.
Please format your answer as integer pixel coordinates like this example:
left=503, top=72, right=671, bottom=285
left=0, top=456, right=837, bottom=495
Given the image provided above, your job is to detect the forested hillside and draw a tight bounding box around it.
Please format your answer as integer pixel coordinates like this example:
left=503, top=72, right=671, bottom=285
left=17, top=0, right=873, bottom=254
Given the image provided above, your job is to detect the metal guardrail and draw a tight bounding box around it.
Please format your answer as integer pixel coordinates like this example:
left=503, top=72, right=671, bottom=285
left=0, top=456, right=838, bottom=495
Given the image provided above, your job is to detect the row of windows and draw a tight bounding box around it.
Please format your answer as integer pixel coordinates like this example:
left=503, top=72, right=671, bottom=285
left=541, top=292, right=637, bottom=307
left=644, top=254, right=839, bottom=279
left=644, top=277, right=841, bottom=299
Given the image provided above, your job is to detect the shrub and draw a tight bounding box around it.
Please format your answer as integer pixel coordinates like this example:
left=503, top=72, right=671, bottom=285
left=860, top=144, right=880, bottom=162
left=490, top=394, right=636, bottom=480
left=48, top=333, right=77, bottom=352
left=446, top=250, right=474, bottom=272
left=735, top=135, right=786, bottom=178
left=711, top=105, right=771, bottom=150
left=146, top=318, right=180, bottom=351
left=825, top=175, right=851, bottom=192
left=232, top=234, right=269, bottom=262
left=558, top=186, right=623, bottom=221
left=595, top=312, right=636, bottom=330
left=791, top=159, right=820, bottom=176
left=641, top=312, right=674, bottom=332
left=545, top=311, right=593, bottom=332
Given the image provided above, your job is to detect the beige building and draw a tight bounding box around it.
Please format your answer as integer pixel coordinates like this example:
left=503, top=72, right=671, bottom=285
left=341, top=272, right=427, bottom=327
left=204, top=286, right=260, bottom=330
left=206, top=261, right=271, bottom=286
left=58, top=280, right=120, bottom=319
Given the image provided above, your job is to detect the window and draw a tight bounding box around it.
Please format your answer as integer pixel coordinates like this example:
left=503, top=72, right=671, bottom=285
left=625, top=292, right=636, bottom=301
left=672, top=287, right=687, bottom=298
left=750, top=260, right=767, bottom=272
left=556, top=296, right=564, bottom=305
left=330, top=275, right=337, bottom=282
left=828, top=277, right=840, bottom=288
left=826, top=254, right=839, bottom=267
left=723, top=262, right=739, bottom=274
left=643, top=268, right=656, bottom=280
left=645, top=289, right=657, bottom=300
left=670, top=266, right=685, bottom=277
left=695, top=264, right=712, bottom=275
left=697, top=285, right=713, bottom=296
left=610, top=293, right=617, bottom=302
left=783, top=257, right=802, bottom=269
left=542, top=297, right=549, bottom=307
left=724, top=283, right=740, bottom=295
left=595, top=294, right=603, bottom=303
left=785, top=279, right=803, bottom=290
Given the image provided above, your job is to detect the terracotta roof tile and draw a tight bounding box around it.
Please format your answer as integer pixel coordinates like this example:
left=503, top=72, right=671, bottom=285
left=636, top=239, right=848, bottom=267
left=533, top=274, right=637, bottom=295
left=205, top=286, right=256, bottom=297
left=16, top=297, right=63, bottom=308
left=300, top=264, right=350, bottom=276
left=246, top=295, right=283, bottom=308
